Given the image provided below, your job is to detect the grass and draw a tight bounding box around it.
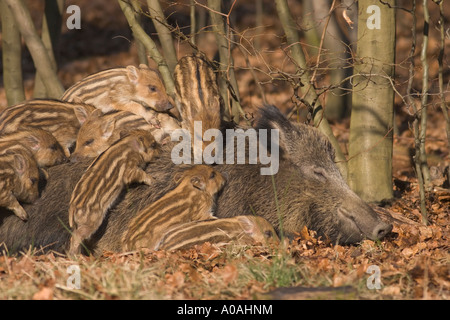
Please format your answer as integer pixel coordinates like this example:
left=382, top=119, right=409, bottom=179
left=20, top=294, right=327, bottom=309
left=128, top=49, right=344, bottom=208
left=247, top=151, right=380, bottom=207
left=0, top=232, right=448, bottom=300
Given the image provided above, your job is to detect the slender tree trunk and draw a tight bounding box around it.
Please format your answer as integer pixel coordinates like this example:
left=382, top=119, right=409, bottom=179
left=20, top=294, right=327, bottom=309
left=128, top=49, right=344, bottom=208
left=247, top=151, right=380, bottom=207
left=4, top=0, right=64, bottom=98
left=118, top=0, right=175, bottom=98
left=131, top=0, right=149, bottom=66
left=189, top=0, right=196, bottom=46
left=207, top=0, right=243, bottom=124
left=348, top=0, right=396, bottom=202
left=312, top=0, right=350, bottom=120
left=275, top=0, right=348, bottom=179
left=146, top=0, right=178, bottom=73
left=0, top=0, right=26, bottom=105
left=34, top=0, right=64, bottom=98
left=437, top=0, right=449, bottom=149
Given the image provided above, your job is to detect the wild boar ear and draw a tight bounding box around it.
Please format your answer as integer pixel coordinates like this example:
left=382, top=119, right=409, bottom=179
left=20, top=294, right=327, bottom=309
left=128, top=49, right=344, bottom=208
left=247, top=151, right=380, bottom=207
left=255, top=105, right=295, bottom=158
left=191, top=176, right=206, bottom=191
left=236, top=216, right=255, bottom=234
left=39, top=168, right=49, bottom=181
left=73, top=105, right=91, bottom=125
left=126, top=66, right=139, bottom=84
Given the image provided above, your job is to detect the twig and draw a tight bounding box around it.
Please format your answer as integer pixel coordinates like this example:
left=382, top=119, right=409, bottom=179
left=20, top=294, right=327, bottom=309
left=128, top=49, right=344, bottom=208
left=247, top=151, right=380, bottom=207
left=190, top=0, right=196, bottom=46
left=415, top=0, right=430, bottom=225
left=311, top=0, right=337, bottom=84
left=4, top=0, right=64, bottom=98
left=206, top=0, right=245, bottom=124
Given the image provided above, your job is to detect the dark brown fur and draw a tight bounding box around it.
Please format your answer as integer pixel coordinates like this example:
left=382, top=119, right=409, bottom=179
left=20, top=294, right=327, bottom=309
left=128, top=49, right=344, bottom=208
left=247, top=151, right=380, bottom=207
left=0, top=106, right=392, bottom=255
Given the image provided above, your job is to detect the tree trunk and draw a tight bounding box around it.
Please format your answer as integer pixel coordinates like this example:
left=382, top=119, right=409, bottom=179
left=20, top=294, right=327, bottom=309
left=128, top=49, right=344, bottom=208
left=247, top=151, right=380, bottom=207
left=4, top=0, right=64, bottom=98
left=348, top=0, right=396, bottom=202
left=311, top=0, right=350, bottom=120
left=0, top=0, right=26, bottom=105
left=275, top=0, right=348, bottom=179
left=33, top=0, right=64, bottom=98
left=207, top=0, right=243, bottom=124
left=146, top=0, right=178, bottom=73
left=130, top=0, right=149, bottom=66
left=118, top=0, right=175, bottom=98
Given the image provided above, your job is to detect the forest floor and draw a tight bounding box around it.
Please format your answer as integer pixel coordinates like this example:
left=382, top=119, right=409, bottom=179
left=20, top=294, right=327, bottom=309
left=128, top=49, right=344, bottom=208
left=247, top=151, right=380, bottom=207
left=0, top=0, right=448, bottom=300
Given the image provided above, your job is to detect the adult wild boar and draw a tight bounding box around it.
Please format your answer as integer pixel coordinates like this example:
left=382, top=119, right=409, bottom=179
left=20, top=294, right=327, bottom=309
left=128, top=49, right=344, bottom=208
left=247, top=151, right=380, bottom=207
left=0, top=105, right=392, bottom=254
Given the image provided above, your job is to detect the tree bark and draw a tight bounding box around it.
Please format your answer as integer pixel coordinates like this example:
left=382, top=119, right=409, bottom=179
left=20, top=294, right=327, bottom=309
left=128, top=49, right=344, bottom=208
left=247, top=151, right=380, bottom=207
left=33, top=0, right=64, bottom=98
left=311, top=0, right=350, bottom=120
left=207, top=0, right=244, bottom=124
left=0, top=0, right=26, bottom=105
left=130, top=0, right=149, bottom=66
left=4, top=0, right=64, bottom=99
left=348, top=0, right=396, bottom=202
left=275, top=0, right=348, bottom=179
left=146, top=0, right=178, bottom=73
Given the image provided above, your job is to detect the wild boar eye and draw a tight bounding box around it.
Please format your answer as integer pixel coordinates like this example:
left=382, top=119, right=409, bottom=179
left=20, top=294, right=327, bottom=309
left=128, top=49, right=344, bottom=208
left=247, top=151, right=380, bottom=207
left=84, top=139, right=94, bottom=146
left=313, top=168, right=326, bottom=181
left=151, top=142, right=157, bottom=149
left=148, top=85, right=157, bottom=93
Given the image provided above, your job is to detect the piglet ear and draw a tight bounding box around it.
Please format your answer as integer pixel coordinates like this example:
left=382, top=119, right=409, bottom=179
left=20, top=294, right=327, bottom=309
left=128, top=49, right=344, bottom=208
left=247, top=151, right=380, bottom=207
left=25, top=135, right=40, bottom=152
left=129, top=138, right=144, bottom=153
left=90, top=109, right=103, bottom=119
left=101, top=119, right=116, bottom=139
left=13, top=154, right=27, bottom=175
left=73, top=105, right=92, bottom=125
left=139, top=63, right=149, bottom=69
left=191, top=176, right=206, bottom=191
left=236, top=216, right=255, bottom=234
left=126, top=65, right=139, bottom=84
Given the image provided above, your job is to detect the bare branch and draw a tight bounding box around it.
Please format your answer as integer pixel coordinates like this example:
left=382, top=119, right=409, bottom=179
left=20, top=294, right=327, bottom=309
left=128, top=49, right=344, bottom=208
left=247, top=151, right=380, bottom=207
left=4, top=0, right=64, bottom=99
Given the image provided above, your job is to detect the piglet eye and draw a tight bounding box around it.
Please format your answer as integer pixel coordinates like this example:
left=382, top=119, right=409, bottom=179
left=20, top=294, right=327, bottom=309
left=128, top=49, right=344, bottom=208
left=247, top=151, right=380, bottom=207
left=30, top=177, right=38, bottom=185
left=264, top=230, right=273, bottom=238
left=148, top=86, right=157, bottom=93
left=151, top=142, right=157, bottom=148
left=209, top=171, right=216, bottom=179
left=84, top=139, right=94, bottom=146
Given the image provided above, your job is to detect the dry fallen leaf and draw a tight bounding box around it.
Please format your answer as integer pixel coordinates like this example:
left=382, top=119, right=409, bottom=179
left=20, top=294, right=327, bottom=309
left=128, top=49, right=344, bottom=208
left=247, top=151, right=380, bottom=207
left=32, top=280, right=55, bottom=300
left=218, top=264, right=238, bottom=285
